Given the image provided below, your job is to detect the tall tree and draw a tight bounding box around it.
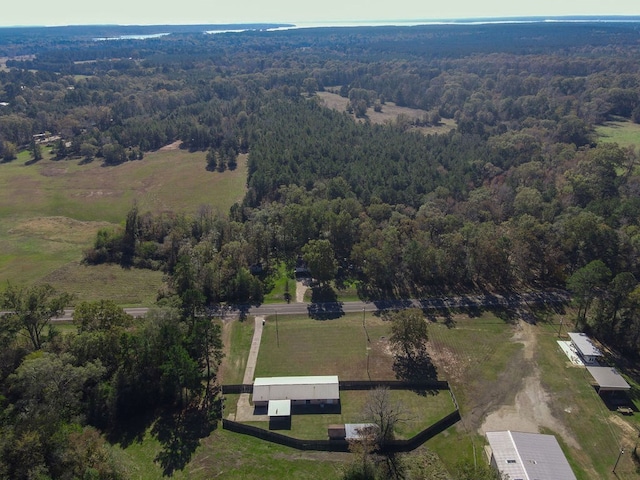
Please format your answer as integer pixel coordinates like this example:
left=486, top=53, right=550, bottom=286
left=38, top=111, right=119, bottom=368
left=362, top=387, right=405, bottom=448
left=1, top=284, right=73, bottom=351
left=389, top=309, right=428, bottom=361
left=302, top=239, right=338, bottom=285
left=73, top=299, right=133, bottom=333
left=567, top=260, right=612, bottom=329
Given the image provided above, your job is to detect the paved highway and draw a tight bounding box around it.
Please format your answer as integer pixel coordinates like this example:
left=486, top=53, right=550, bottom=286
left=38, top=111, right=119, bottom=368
left=46, top=290, right=570, bottom=322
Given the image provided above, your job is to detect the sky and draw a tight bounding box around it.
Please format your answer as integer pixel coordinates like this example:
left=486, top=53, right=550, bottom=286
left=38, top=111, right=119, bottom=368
left=2, top=0, right=640, bottom=27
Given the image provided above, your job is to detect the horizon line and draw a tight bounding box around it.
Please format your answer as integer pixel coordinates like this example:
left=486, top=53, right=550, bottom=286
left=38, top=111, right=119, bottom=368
left=2, top=14, right=640, bottom=29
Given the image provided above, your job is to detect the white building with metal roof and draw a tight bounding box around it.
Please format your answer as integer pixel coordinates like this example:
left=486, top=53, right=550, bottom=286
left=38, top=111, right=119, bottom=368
left=486, top=431, right=576, bottom=480
left=253, top=375, right=340, bottom=408
left=568, top=332, right=602, bottom=364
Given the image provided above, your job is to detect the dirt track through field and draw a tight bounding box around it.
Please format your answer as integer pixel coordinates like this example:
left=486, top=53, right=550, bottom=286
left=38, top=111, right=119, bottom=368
left=479, top=321, right=579, bottom=449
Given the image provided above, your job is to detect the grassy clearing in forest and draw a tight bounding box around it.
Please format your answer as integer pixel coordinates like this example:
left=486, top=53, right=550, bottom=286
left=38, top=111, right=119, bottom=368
left=596, top=118, right=640, bottom=149
left=0, top=148, right=247, bottom=299
left=316, top=90, right=456, bottom=134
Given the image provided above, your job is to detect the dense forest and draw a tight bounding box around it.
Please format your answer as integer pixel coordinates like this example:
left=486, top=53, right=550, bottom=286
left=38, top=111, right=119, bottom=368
left=2, top=21, right=640, bottom=478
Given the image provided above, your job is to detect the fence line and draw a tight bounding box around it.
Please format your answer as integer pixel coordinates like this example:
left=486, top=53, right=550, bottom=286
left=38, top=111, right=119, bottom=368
left=223, top=408, right=460, bottom=453
left=222, top=380, right=450, bottom=395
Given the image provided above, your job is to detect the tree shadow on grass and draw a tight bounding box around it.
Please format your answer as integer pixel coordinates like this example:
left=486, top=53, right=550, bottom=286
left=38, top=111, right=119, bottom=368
left=308, top=284, right=344, bottom=320
left=106, top=408, right=157, bottom=448
left=152, top=404, right=219, bottom=476
left=392, top=350, right=439, bottom=396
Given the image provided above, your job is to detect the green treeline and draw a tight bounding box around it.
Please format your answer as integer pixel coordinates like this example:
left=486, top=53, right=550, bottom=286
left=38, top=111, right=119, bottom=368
left=0, top=289, right=223, bottom=479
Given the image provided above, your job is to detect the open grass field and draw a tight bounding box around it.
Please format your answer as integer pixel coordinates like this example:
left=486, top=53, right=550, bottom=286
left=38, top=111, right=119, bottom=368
left=255, top=312, right=396, bottom=380
left=596, top=118, right=640, bottom=149
left=0, top=147, right=247, bottom=302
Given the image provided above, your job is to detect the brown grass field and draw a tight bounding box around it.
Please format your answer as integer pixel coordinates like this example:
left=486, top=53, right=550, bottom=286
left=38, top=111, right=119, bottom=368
left=316, top=90, right=457, bottom=134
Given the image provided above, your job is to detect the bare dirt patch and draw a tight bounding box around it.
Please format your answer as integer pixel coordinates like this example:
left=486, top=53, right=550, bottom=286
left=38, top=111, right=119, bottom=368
left=295, top=279, right=309, bottom=302
left=158, top=140, right=183, bottom=151
left=480, top=322, right=580, bottom=449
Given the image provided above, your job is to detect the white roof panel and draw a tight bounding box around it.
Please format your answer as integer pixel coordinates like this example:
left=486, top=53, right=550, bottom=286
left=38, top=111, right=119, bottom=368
left=345, top=423, right=378, bottom=440
left=267, top=399, right=291, bottom=417
left=486, top=431, right=577, bottom=480
left=568, top=332, right=602, bottom=357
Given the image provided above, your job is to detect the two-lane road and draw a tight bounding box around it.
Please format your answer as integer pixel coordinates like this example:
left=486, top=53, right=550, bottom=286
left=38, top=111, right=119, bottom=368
left=44, top=290, right=569, bottom=322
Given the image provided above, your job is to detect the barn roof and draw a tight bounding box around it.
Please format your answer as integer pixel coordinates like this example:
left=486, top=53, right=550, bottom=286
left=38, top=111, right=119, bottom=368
left=568, top=332, right=602, bottom=357
left=253, top=376, right=339, bottom=402
left=586, top=366, right=631, bottom=391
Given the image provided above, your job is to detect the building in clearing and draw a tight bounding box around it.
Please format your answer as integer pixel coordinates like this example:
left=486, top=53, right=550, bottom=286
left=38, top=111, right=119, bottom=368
left=485, top=431, right=576, bottom=480
left=253, top=375, right=340, bottom=408
left=568, top=332, right=602, bottom=364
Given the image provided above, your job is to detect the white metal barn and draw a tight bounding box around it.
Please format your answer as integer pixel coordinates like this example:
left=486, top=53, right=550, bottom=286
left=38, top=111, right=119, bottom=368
left=485, top=431, right=577, bottom=480
left=252, top=375, right=340, bottom=408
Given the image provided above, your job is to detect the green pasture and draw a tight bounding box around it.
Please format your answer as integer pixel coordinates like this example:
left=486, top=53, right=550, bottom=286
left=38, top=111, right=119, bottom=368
left=255, top=312, right=396, bottom=380
left=596, top=118, right=640, bottom=149
left=0, top=148, right=247, bottom=300
left=42, top=262, right=164, bottom=306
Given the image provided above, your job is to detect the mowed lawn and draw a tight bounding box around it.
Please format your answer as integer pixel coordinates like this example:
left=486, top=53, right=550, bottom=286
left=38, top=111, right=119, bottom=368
left=255, top=313, right=397, bottom=380
left=0, top=148, right=247, bottom=300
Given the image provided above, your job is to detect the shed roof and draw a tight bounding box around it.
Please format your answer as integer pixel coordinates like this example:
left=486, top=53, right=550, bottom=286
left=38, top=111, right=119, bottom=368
left=267, top=399, right=291, bottom=417
left=345, top=423, right=378, bottom=440
left=486, top=431, right=577, bottom=480
left=586, top=366, right=631, bottom=391
left=253, top=375, right=340, bottom=402
left=568, top=332, right=602, bottom=357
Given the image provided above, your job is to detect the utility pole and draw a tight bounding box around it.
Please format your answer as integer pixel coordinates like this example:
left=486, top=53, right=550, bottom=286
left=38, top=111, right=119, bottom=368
left=613, top=447, right=624, bottom=473
left=557, top=317, right=564, bottom=338
left=276, top=310, right=279, bottom=348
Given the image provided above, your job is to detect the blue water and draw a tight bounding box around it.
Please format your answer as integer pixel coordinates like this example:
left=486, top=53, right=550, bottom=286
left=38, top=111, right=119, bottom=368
left=93, top=32, right=170, bottom=41
left=97, top=16, right=640, bottom=40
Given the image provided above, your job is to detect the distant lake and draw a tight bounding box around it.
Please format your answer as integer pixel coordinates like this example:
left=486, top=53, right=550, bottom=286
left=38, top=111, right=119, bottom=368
left=93, top=33, right=170, bottom=41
